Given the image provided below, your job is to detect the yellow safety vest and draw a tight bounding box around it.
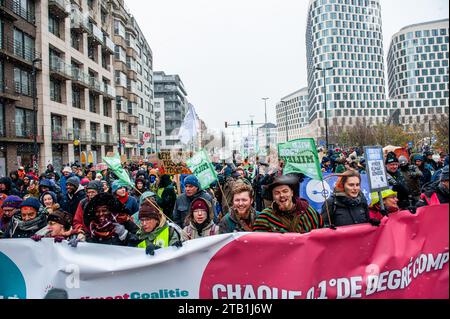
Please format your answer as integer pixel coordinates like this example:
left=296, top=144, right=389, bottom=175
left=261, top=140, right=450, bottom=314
left=157, top=188, right=164, bottom=199
left=137, top=227, right=170, bottom=249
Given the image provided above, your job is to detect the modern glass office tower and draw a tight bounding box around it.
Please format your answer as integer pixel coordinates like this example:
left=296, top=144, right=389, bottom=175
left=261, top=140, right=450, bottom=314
left=306, top=0, right=386, bottom=137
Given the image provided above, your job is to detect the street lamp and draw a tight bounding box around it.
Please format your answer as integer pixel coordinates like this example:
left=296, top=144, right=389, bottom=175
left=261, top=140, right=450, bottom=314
left=262, top=97, right=269, bottom=154
left=32, top=58, right=41, bottom=173
left=316, top=65, right=333, bottom=150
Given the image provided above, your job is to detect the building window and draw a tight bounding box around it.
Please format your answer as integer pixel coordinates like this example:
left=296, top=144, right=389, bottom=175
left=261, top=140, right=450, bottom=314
left=89, top=93, right=97, bottom=113
left=72, top=86, right=82, bottom=109
left=48, top=12, right=60, bottom=38
left=12, top=0, right=35, bottom=23
left=50, top=78, right=62, bottom=102
left=15, top=107, right=33, bottom=137
left=14, top=67, right=31, bottom=96
left=13, top=28, right=35, bottom=62
left=71, top=31, right=82, bottom=51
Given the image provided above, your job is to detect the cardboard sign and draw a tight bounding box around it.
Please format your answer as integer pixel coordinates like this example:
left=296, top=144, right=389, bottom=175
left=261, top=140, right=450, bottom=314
left=158, top=152, right=192, bottom=175
left=364, top=146, right=389, bottom=192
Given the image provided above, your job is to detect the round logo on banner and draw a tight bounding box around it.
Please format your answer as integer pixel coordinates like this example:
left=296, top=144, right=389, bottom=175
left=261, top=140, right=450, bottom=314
left=306, top=179, right=331, bottom=203
left=0, top=252, right=27, bottom=299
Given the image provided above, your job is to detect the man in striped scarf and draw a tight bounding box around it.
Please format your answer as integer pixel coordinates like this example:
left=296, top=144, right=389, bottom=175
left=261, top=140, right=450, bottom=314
left=253, top=175, right=323, bottom=233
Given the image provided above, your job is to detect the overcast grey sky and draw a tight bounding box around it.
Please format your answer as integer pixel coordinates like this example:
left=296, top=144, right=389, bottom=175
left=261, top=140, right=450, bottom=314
left=126, top=0, right=449, bottom=130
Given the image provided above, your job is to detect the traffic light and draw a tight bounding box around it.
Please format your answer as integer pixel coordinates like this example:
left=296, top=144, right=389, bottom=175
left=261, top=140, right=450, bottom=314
left=225, top=122, right=228, bottom=128
left=237, top=121, right=240, bottom=127
left=251, top=120, right=254, bottom=126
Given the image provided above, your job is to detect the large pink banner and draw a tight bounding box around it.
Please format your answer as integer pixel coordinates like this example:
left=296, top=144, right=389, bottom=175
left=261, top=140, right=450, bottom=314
left=200, top=204, right=449, bottom=299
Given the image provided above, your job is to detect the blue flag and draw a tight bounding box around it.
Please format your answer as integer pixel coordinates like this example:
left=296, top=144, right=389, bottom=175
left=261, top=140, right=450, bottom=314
left=299, top=173, right=372, bottom=213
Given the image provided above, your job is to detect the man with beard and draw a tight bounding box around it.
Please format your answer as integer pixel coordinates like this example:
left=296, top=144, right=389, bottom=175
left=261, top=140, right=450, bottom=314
left=253, top=175, right=323, bottom=233
left=219, top=182, right=259, bottom=233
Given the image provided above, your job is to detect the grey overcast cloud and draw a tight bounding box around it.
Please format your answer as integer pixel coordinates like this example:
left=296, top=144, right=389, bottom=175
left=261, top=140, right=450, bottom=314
left=126, top=0, right=449, bottom=130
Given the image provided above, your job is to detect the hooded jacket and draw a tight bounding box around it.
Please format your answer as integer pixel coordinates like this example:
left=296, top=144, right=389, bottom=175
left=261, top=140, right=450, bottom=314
left=321, top=192, right=370, bottom=227
left=182, top=197, right=219, bottom=240
left=0, top=177, right=20, bottom=196
left=61, top=182, right=86, bottom=217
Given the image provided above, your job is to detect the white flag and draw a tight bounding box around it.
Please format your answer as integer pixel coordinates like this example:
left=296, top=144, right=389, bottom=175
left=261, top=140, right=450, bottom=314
left=178, top=104, right=199, bottom=145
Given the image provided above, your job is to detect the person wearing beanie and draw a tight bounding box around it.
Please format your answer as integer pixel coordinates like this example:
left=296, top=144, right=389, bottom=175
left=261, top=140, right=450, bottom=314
left=321, top=157, right=333, bottom=173
left=4, top=197, right=47, bottom=238
left=172, top=175, right=213, bottom=228
left=73, top=180, right=103, bottom=234
left=32, top=209, right=85, bottom=244
left=411, top=154, right=432, bottom=189
left=386, top=153, right=411, bottom=210
left=130, top=191, right=158, bottom=226
left=254, top=174, right=323, bottom=232
left=1, top=195, right=23, bottom=236
left=132, top=201, right=183, bottom=255
left=183, top=198, right=219, bottom=240
left=95, top=173, right=103, bottom=181
left=369, top=189, right=400, bottom=221
left=60, top=176, right=86, bottom=217
left=0, top=177, right=20, bottom=197
left=111, top=180, right=139, bottom=216
left=416, top=165, right=449, bottom=208
left=84, top=192, right=136, bottom=246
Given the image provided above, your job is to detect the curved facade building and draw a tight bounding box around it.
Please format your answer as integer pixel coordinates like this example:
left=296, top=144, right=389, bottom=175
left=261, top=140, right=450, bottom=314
left=388, top=19, right=449, bottom=113
left=306, top=0, right=386, bottom=135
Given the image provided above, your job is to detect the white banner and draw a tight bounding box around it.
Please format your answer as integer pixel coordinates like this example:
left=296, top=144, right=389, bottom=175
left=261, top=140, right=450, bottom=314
left=0, top=234, right=240, bottom=299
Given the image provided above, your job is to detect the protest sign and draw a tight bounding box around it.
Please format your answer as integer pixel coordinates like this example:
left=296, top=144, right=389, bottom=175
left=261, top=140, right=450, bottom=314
left=186, top=149, right=218, bottom=190
left=364, top=146, right=389, bottom=192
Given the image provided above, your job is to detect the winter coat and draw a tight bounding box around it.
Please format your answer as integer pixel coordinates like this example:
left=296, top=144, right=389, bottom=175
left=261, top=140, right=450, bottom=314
left=117, top=193, right=140, bottom=215
left=156, top=185, right=177, bottom=220
left=387, top=170, right=411, bottom=209
left=172, top=190, right=213, bottom=228
left=253, top=197, right=323, bottom=233
left=130, top=213, right=183, bottom=248
left=369, top=205, right=400, bottom=221
left=399, top=165, right=422, bottom=201
left=58, top=173, right=74, bottom=196
left=61, top=185, right=86, bottom=217
left=4, top=212, right=47, bottom=238
left=0, top=177, right=20, bottom=196
left=219, top=207, right=259, bottom=234
left=416, top=181, right=449, bottom=207
left=72, top=198, right=91, bottom=233
left=86, top=231, right=136, bottom=246
left=321, top=193, right=370, bottom=227
left=417, top=165, right=432, bottom=189
left=183, top=221, right=219, bottom=240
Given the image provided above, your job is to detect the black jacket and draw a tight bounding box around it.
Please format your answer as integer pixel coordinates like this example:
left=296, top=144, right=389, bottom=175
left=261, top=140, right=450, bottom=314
left=387, top=169, right=411, bottom=209
left=4, top=213, right=47, bottom=239
left=322, top=193, right=370, bottom=227
left=61, top=186, right=87, bottom=216
left=173, top=190, right=213, bottom=227
left=416, top=181, right=449, bottom=207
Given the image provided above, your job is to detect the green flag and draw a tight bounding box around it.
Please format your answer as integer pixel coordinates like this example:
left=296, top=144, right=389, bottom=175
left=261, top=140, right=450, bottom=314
left=186, top=149, right=218, bottom=190
left=103, top=153, right=133, bottom=187
left=278, top=138, right=323, bottom=181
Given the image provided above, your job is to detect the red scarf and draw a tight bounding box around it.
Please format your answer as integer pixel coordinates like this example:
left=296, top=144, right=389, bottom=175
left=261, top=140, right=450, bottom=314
left=90, top=219, right=115, bottom=240
left=117, top=192, right=129, bottom=205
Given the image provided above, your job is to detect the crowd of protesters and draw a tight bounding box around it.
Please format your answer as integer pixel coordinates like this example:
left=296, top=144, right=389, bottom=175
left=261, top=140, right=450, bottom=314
left=0, top=146, right=448, bottom=253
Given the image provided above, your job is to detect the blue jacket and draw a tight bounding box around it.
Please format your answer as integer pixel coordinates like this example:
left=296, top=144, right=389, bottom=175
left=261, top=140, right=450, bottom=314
left=122, top=194, right=140, bottom=215
left=59, top=173, right=75, bottom=196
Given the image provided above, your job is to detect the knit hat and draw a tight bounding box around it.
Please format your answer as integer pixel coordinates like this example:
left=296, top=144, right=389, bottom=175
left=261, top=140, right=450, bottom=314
left=111, top=180, right=128, bottom=194
left=47, top=210, right=73, bottom=231
left=80, top=178, right=90, bottom=186
left=370, top=189, right=398, bottom=207
left=413, top=154, right=424, bottom=162
left=39, top=191, right=57, bottom=206
left=86, top=180, right=103, bottom=193
left=398, top=156, right=408, bottom=166
left=62, top=166, right=71, bottom=173
left=95, top=173, right=103, bottom=180
left=1, top=195, right=23, bottom=209
left=20, top=197, right=41, bottom=212
left=66, top=176, right=80, bottom=189
left=385, top=153, right=399, bottom=165
left=138, top=201, right=161, bottom=221
left=184, top=175, right=200, bottom=189
left=191, top=198, right=209, bottom=212
left=441, top=166, right=449, bottom=182
left=322, top=157, right=330, bottom=163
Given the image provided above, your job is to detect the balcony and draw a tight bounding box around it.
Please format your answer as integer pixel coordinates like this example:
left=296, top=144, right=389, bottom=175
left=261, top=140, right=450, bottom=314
left=100, top=132, right=115, bottom=145
left=71, top=67, right=89, bottom=88
left=102, top=83, right=115, bottom=100
left=70, top=6, right=90, bottom=33
left=117, top=110, right=128, bottom=122
left=88, top=76, right=102, bottom=94
left=48, top=0, right=70, bottom=19
left=50, top=55, right=72, bottom=80
left=88, top=23, right=104, bottom=45
left=0, top=123, right=44, bottom=143
left=0, top=0, right=18, bottom=21
left=103, top=34, right=115, bottom=53
left=71, top=129, right=90, bottom=143
left=51, top=126, right=71, bottom=143
left=0, top=37, right=41, bottom=68
left=0, top=78, right=21, bottom=101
